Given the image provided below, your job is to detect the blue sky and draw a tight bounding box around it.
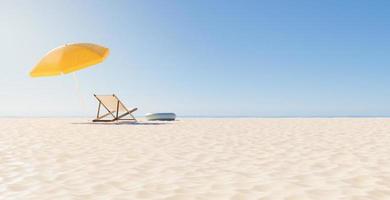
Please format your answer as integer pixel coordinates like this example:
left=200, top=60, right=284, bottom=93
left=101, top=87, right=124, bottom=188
left=1, top=0, right=390, bottom=117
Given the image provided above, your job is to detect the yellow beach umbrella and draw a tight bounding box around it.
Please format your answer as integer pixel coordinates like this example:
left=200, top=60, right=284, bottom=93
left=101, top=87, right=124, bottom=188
left=30, top=43, right=109, bottom=77
left=30, top=43, right=109, bottom=112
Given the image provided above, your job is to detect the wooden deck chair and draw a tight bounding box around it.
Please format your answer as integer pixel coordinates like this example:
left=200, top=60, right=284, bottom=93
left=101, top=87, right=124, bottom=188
left=93, top=94, right=137, bottom=122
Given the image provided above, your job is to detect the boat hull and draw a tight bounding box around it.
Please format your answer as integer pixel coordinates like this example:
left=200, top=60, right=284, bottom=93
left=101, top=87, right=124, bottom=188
left=145, top=113, right=176, bottom=121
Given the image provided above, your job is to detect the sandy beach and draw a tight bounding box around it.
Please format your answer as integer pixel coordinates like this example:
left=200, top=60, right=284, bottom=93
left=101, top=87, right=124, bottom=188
left=1, top=118, right=390, bottom=200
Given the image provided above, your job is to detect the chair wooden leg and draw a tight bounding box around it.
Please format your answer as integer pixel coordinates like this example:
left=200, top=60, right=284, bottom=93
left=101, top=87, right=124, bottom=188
left=115, top=100, right=120, bottom=120
left=93, top=111, right=116, bottom=121
left=96, top=102, right=101, bottom=118
left=130, top=113, right=137, bottom=121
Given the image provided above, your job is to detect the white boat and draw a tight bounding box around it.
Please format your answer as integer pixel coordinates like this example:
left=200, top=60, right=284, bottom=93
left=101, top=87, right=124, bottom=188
left=145, top=113, right=176, bottom=121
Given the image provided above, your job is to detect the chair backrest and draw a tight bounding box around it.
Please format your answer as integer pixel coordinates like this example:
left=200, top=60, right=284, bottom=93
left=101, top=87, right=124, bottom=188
left=94, top=94, right=129, bottom=112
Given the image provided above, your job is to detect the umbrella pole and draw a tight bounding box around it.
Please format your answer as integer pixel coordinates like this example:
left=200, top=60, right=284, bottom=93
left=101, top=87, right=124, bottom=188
left=72, top=72, right=87, bottom=114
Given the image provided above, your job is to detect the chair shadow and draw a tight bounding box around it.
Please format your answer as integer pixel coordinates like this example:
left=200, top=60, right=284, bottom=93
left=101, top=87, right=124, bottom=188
left=71, top=121, right=172, bottom=126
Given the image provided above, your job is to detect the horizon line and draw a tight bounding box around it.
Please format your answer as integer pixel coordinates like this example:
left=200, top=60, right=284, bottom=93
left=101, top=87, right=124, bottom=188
left=2, top=115, right=390, bottom=118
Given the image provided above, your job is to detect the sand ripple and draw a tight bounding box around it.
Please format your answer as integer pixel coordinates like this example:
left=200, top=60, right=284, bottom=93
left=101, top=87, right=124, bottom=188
left=1, top=118, right=390, bottom=199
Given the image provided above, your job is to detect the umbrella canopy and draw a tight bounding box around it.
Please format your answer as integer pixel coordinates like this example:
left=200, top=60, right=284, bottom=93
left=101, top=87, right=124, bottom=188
left=30, top=43, right=109, bottom=77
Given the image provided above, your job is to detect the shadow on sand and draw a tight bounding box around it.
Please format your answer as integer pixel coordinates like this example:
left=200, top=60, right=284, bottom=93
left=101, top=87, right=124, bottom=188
left=71, top=121, right=173, bottom=126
